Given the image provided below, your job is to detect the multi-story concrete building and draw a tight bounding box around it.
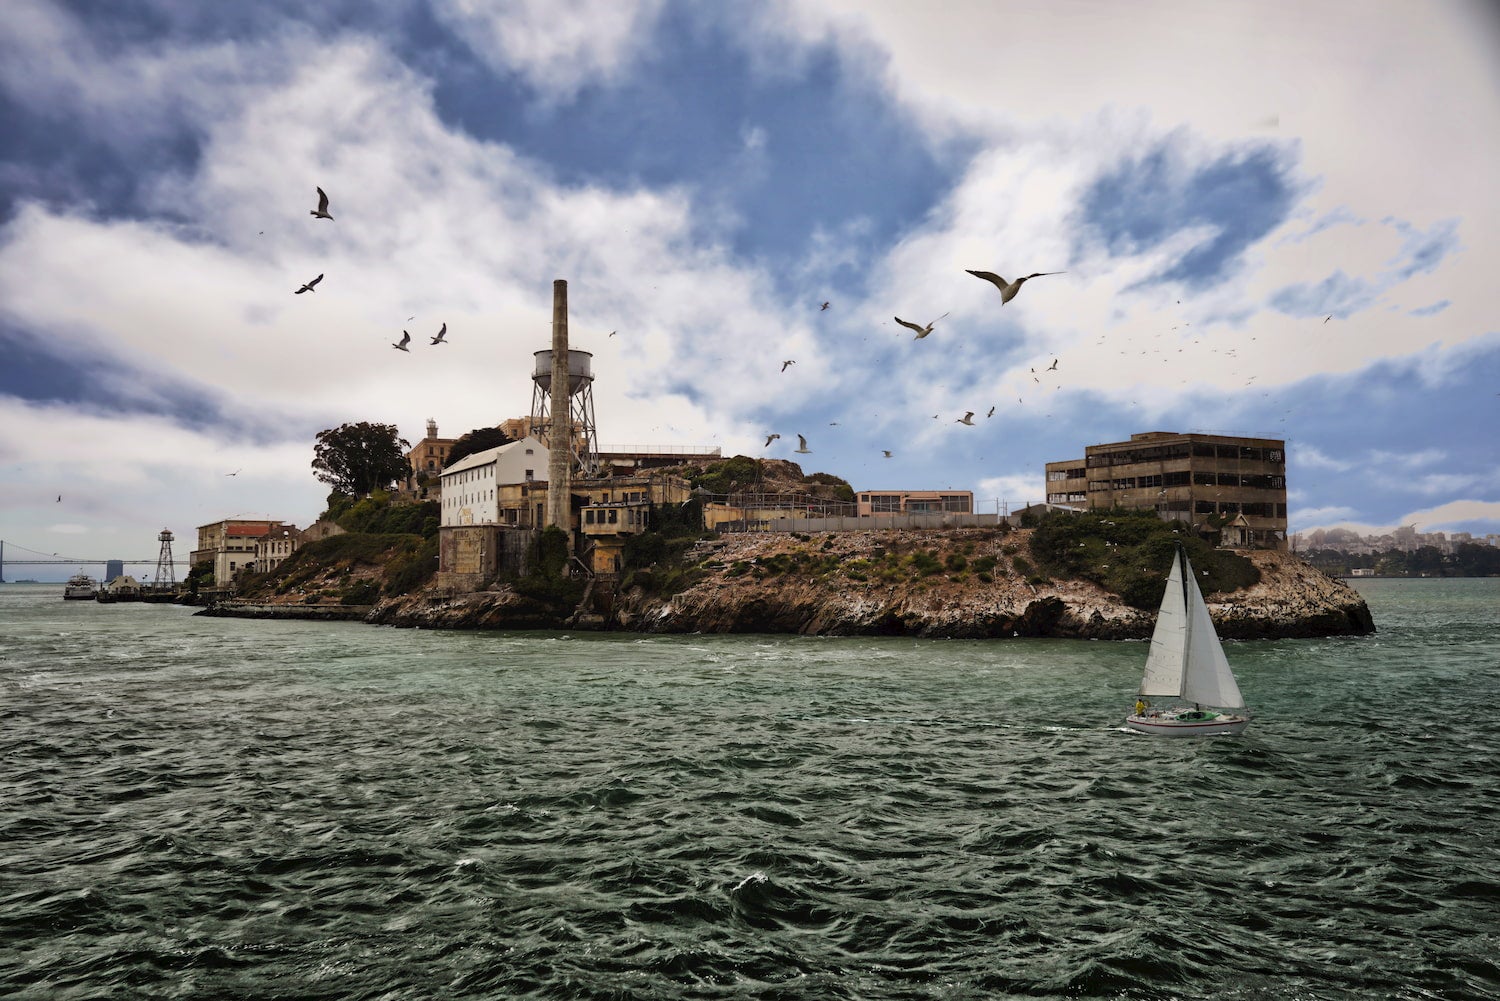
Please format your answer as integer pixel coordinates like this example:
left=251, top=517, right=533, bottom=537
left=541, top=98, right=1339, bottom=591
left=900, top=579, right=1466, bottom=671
left=440, top=436, right=551, bottom=528
left=254, top=525, right=301, bottom=574
left=855, top=490, right=973, bottom=516
left=435, top=439, right=691, bottom=585
left=403, top=418, right=457, bottom=496
left=190, top=518, right=289, bottom=582
left=1045, top=431, right=1287, bottom=549
left=576, top=472, right=693, bottom=574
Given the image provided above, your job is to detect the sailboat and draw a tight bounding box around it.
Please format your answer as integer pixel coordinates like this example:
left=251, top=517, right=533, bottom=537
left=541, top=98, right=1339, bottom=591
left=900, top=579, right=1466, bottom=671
left=1124, top=544, right=1249, bottom=736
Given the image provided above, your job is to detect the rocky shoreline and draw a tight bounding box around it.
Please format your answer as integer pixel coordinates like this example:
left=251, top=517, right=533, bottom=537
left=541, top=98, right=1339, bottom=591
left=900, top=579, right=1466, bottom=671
left=361, top=529, right=1376, bottom=640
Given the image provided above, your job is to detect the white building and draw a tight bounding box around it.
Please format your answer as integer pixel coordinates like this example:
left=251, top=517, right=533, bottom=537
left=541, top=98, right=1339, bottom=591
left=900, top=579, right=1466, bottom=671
left=439, top=436, right=550, bottom=528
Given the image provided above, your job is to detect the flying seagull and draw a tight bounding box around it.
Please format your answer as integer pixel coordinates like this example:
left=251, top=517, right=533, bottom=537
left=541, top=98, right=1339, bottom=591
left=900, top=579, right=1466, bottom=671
left=430, top=323, right=447, bottom=345
left=608, top=330, right=617, bottom=337
left=294, top=273, right=323, bottom=294
left=882, top=450, right=893, bottom=458
left=1048, top=358, right=1059, bottom=371
left=311, top=186, right=333, bottom=220
left=986, top=405, right=996, bottom=418
left=764, top=433, right=780, bottom=447
left=794, top=434, right=811, bottom=454
left=1324, top=315, right=1331, bottom=323
left=225, top=469, right=240, bottom=477
left=820, top=301, right=830, bottom=310
left=57, top=494, right=61, bottom=502
left=966, top=269, right=1065, bottom=304
left=956, top=411, right=975, bottom=425
left=895, top=313, right=948, bottom=339
left=393, top=331, right=411, bottom=352
left=781, top=359, right=795, bottom=372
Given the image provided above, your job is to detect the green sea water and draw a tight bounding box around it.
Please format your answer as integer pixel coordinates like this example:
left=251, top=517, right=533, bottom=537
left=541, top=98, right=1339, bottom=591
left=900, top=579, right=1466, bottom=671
left=2, top=578, right=1497, bottom=999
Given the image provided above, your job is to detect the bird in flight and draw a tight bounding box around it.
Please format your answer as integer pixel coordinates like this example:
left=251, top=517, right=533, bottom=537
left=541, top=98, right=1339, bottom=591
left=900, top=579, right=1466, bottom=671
left=1048, top=358, right=1059, bottom=371
left=794, top=434, right=811, bottom=454
left=1323, top=315, right=1331, bottom=323
left=294, top=273, right=323, bottom=294
left=882, top=450, right=893, bottom=458
left=895, top=313, right=948, bottom=339
left=393, top=331, right=411, bottom=352
left=57, top=494, right=62, bottom=502
left=781, top=359, right=795, bottom=372
left=956, top=411, right=975, bottom=425
left=311, top=187, right=333, bottom=220
left=820, top=301, right=830, bottom=311
left=608, top=330, right=617, bottom=337
left=430, top=323, right=448, bottom=345
left=966, top=269, right=1064, bottom=304
left=764, top=433, right=780, bottom=447
left=225, top=469, right=240, bottom=477
left=986, top=405, right=996, bottom=418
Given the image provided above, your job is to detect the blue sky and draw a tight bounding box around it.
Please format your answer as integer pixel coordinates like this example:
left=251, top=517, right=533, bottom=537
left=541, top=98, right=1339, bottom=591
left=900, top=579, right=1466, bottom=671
left=2, top=0, right=1497, bottom=579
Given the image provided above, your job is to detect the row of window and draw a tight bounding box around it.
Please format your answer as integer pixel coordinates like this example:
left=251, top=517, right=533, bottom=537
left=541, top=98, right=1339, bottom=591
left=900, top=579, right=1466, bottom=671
left=1088, top=472, right=1284, bottom=491
left=1086, top=443, right=1284, bottom=467
left=860, top=494, right=972, bottom=513
left=584, top=507, right=647, bottom=527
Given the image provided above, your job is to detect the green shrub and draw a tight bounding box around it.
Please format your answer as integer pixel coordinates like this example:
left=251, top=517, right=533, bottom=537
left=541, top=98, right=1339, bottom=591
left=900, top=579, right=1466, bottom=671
left=383, top=536, right=438, bottom=596
left=1025, top=508, right=1260, bottom=608
left=907, top=550, right=943, bottom=576
left=341, top=579, right=381, bottom=605
left=944, top=553, right=968, bottom=573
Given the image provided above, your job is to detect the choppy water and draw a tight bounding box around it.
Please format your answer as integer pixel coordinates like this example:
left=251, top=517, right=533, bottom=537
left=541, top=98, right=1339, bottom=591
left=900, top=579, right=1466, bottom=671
left=2, top=579, right=1498, bottom=1000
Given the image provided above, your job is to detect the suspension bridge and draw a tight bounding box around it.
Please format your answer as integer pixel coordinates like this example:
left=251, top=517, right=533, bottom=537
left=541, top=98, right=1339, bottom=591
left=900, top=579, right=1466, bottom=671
left=0, top=534, right=177, bottom=584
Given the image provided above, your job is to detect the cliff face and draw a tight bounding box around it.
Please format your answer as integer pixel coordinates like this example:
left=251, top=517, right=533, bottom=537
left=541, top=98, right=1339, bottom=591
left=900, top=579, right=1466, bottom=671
left=371, top=528, right=1374, bottom=639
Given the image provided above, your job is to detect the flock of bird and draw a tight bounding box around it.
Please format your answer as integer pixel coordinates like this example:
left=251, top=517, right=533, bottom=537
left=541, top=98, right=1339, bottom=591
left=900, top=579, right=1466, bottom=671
left=294, top=186, right=448, bottom=353
left=285, top=194, right=1301, bottom=470
left=766, top=268, right=1068, bottom=461
left=288, top=186, right=1079, bottom=466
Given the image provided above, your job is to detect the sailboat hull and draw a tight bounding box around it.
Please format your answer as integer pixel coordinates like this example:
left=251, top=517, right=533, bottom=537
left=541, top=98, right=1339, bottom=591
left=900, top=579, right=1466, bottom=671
left=1124, top=712, right=1249, bottom=737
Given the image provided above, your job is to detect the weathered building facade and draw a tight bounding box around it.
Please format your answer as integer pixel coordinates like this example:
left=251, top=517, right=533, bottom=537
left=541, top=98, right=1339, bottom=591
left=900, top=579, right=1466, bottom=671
left=190, top=518, right=290, bottom=582
left=439, top=436, right=551, bottom=528
left=1045, top=431, right=1288, bottom=549
left=402, top=418, right=457, bottom=497
left=855, top=490, right=974, bottom=516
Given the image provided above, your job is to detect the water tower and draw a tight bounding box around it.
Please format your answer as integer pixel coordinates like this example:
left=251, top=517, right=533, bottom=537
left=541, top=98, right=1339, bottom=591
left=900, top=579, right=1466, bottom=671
left=153, top=529, right=176, bottom=590
left=530, top=289, right=599, bottom=480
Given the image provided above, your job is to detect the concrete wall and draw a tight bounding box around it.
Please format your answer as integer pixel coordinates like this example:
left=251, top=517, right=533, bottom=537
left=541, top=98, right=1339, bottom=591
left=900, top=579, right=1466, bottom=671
left=436, top=524, right=534, bottom=591
left=715, top=512, right=1012, bottom=533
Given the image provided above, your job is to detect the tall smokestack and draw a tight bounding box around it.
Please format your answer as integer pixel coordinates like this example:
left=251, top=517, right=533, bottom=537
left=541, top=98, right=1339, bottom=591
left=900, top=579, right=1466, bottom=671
left=546, top=279, right=572, bottom=533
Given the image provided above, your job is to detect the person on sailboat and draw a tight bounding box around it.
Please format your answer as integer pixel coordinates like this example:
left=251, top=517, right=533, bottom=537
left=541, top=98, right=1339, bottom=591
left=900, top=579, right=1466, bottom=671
left=1135, top=699, right=1148, bottom=718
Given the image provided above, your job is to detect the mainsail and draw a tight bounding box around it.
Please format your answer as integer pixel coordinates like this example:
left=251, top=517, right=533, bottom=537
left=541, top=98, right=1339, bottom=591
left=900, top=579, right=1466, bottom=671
left=1139, top=548, right=1188, bottom=698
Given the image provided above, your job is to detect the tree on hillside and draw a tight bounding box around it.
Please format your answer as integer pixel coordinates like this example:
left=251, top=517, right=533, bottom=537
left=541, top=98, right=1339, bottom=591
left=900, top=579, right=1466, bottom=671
left=444, top=426, right=515, bottom=468
left=311, top=422, right=411, bottom=497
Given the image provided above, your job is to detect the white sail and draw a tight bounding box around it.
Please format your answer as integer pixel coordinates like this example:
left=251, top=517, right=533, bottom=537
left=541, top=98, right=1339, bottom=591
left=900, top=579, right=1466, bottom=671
left=1139, top=548, right=1188, bottom=697
left=1180, top=553, right=1245, bottom=709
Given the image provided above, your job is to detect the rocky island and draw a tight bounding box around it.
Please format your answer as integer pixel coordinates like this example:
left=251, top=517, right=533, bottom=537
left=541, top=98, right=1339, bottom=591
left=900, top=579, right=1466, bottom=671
left=205, top=475, right=1373, bottom=640
left=366, top=525, right=1374, bottom=639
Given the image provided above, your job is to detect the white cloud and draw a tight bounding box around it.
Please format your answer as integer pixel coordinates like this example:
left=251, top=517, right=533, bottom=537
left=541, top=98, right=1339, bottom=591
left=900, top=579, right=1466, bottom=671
left=976, top=474, right=1046, bottom=513
left=433, top=0, right=665, bottom=101
left=1290, top=444, right=1354, bottom=472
